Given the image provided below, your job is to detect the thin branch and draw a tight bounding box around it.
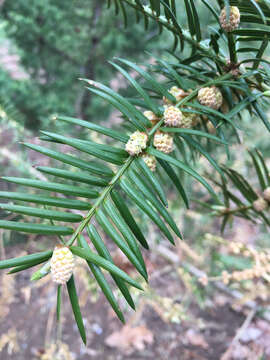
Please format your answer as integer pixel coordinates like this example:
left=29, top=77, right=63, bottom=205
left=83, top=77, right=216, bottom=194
left=121, top=0, right=226, bottom=66
left=0, top=229, right=5, bottom=260
left=221, top=308, right=257, bottom=360
left=227, top=33, right=237, bottom=65
left=67, top=156, right=134, bottom=246
left=155, top=245, right=270, bottom=322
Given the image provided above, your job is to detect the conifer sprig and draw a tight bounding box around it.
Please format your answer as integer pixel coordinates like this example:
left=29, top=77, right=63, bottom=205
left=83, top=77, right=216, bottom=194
left=0, top=0, right=269, bottom=343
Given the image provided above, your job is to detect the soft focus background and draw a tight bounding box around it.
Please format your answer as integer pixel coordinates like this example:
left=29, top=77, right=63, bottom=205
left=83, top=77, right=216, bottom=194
left=0, top=1, right=270, bottom=359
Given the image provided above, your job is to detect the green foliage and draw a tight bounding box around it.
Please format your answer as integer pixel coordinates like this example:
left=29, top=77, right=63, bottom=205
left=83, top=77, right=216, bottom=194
left=0, top=0, right=270, bottom=344
left=0, top=0, right=161, bottom=128
left=207, top=149, right=270, bottom=231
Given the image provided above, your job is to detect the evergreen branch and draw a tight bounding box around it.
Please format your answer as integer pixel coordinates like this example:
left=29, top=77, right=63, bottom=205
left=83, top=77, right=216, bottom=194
left=1, top=0, right=270, bottom=342
left=120, top=0, right=226, bottom=66
left=66, top=157, right=134, bottom=246
left=227, top=33, right=238, bottom=64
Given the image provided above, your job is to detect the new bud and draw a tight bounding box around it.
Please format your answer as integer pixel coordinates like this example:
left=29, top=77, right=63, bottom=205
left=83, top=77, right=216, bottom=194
left=253, top=197, right=268, bottom=212
left=263, top=187, right=270, bottom=202
left=143, top=110, right=159, bottom=126
left=125, top=131, right=148, bottom=156
left=220, top=6, right=240, bottom=32
left=153, top=131, right=174, bottom=154
left=142, top=153, right=157, bottom=172
left=163, top=86, right=188, bottom=104
left=198, top=86, right=223, bottom=110
left=51, top=245, right=75, bottom=285
left=164, top=106, right=183, bottom=127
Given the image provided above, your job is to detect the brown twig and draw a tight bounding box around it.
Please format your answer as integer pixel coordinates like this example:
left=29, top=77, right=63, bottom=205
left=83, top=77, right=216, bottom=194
left=44, top=303, right=56, bottom=347
left=0, top=229, right=5, bottom=260
left=154, top=245, right=270, bottom=322
left=221, top=308, right=257, bottom=360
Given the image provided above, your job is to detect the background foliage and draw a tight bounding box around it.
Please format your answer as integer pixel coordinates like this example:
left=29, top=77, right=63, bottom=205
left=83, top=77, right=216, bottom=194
left=1, top=0, right=170, bottom=129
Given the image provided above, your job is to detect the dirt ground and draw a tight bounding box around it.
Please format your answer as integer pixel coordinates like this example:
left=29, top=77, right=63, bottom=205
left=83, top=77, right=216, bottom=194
left=0, top=242, right=249, bottom=360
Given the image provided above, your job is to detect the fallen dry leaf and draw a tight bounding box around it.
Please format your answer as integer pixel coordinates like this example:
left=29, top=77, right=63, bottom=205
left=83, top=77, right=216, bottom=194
left=239, top=326, right=262, bottom=343
left=0, top=274, right=16, bottom=320
left=105, top=325, right=154, bottom=354
left=21, top=286, right=31, bottom=304
left=231, top=342, right=264, bottom=360
left=185, top=329, right=208, bottom=349
left=0, top=328, right=20, bottom=355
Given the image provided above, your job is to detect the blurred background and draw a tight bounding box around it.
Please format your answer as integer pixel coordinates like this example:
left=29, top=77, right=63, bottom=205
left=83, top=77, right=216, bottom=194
left=0, top=1, right=270, bottom=359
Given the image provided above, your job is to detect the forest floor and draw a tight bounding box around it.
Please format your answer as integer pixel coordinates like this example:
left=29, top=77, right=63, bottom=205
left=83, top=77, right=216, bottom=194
left=1, top=234, right=270, bottom=360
